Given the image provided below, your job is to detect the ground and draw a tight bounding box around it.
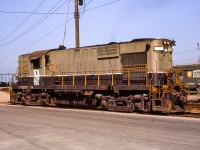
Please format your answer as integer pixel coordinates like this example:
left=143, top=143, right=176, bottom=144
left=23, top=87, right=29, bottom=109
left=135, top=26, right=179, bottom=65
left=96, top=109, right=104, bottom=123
left=0, top=88, right=10, bottom=104
left=1, top=104, right=200, bottom=150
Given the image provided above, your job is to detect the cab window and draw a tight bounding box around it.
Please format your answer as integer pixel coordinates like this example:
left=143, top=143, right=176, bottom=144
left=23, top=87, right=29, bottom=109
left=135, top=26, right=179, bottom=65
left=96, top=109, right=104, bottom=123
left=31, top=58, right=41, bottom=69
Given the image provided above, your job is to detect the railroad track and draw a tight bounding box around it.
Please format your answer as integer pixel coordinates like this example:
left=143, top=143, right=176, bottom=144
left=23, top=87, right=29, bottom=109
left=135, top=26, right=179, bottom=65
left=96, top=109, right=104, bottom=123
left=5, top=102, right=200, bottom=118
left=182, top=101, right=200, bottom=118
left=187, top=100, right=200, bottom=111
left=179, top=113, right=200, bottom=118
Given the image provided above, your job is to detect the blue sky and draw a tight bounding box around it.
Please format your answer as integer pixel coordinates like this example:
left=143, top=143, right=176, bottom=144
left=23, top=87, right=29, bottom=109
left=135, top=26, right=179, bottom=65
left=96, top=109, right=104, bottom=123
left=0, top=0, right=200, bottom=73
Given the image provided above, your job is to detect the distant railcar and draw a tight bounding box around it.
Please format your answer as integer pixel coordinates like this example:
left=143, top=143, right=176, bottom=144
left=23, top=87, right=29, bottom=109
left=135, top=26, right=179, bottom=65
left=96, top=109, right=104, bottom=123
left=10, top=38, right=188, bottom=113
left=0, top=82, right=8, bottom=87
left=174, top=63, right=200, bottom=90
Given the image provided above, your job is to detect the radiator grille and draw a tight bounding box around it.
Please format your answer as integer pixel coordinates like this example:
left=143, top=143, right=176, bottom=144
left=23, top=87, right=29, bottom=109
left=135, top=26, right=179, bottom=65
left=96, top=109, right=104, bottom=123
left=97, top=45, right=118, bottom=59
left=121, top=52, right=147, bottom=84
left=121, top=52, right=147, bottom=65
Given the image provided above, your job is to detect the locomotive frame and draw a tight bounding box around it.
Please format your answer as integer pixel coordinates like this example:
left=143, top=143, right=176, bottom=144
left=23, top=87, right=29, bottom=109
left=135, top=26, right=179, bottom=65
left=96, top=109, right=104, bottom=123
left=10, top=38, right=188, bottom=113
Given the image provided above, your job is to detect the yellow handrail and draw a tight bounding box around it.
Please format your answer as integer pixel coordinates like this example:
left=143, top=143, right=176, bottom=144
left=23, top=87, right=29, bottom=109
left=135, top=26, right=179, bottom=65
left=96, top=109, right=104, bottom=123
left=128, top=69, right=130, bottom=86
left=59, top=64, right=148, bottom=87
left=62, top=73, right=64, bottom=86
left=72, top=71, right=75, bottom=86
left=98, top=70, right=100, bottom=86
left=84, top=71, right=87, bottom=86
left=112, top=70, right=114, bottom=86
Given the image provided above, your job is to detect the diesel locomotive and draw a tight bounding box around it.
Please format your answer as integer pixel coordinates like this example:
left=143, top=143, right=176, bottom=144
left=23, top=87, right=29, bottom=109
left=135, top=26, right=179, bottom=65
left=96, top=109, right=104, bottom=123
left=10, top=38, right=188, bottom=113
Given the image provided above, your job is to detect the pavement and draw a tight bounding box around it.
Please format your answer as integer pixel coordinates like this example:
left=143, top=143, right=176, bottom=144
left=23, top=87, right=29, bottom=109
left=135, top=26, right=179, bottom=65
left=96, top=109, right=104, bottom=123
left=0, top=105, right=200, bottom=150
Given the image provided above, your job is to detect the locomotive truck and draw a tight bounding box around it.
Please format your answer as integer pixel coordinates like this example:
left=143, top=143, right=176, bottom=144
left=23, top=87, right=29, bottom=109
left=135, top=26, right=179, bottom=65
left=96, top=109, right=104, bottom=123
left=10, top=38, right=188, bottom=113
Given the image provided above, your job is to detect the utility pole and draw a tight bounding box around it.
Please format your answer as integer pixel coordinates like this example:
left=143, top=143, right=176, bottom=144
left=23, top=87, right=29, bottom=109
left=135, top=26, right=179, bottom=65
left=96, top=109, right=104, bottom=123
left=74, top=0, right=81, bottom=48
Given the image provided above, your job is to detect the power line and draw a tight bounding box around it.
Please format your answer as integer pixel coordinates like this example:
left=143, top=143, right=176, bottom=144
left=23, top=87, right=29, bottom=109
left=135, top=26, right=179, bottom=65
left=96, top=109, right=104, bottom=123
left=0, top=0, right=119, bottom=15
left=0, top=19, right=72, bottom=63
left=0, top=0, right=68, bottom=47
left=62, top=0, right=71, bottom=45
left=0, top=10, right=71, bottom=15
left=80, top=0, right=93, bottom=16
left=0, top=0, right=120, bottom=62
left=0, top=0, right=66, bottom=46
left=79, top=0, right=120, bottom=13
left=0, top=0, right=46, bottom=43
left=173, top=58, right=199, bottom=65
left=173, top=49, right=198, bottom=55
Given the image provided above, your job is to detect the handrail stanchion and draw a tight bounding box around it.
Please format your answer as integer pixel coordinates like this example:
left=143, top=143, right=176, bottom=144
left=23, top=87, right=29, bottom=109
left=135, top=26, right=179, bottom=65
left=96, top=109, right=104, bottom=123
left=112, top=70, right=114, bottom=86
left=84, top=71, right=87, bottom=86
left=62, top=73, right=64, bottom=86
left=146, top=65, right=148, bottom=86
left=128, top=69, right=130, bottom=86
left=98, top=70, right=100, bottom=86
left=72, top=72, right=75, bottom=86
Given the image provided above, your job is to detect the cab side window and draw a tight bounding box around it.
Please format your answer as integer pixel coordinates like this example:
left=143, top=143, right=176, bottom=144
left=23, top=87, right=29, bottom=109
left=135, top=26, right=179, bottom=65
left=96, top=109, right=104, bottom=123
left=31, top=58, right=41, bottom=69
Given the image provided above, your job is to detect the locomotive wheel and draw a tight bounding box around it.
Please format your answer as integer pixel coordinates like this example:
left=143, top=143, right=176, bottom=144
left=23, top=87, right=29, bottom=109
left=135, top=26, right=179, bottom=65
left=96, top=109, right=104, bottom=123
left=127, top=101, right=135, bottom=113
left=40, top=100, right=46, bottom=106
left=24, top=99, right=30, bottom=105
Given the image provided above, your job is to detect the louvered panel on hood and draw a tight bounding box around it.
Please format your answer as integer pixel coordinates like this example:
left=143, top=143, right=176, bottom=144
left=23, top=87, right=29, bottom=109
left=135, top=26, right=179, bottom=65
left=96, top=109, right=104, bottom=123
left=121, top=52, right=147, bottom=65
left=97, top=44, right=118, bottom=59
